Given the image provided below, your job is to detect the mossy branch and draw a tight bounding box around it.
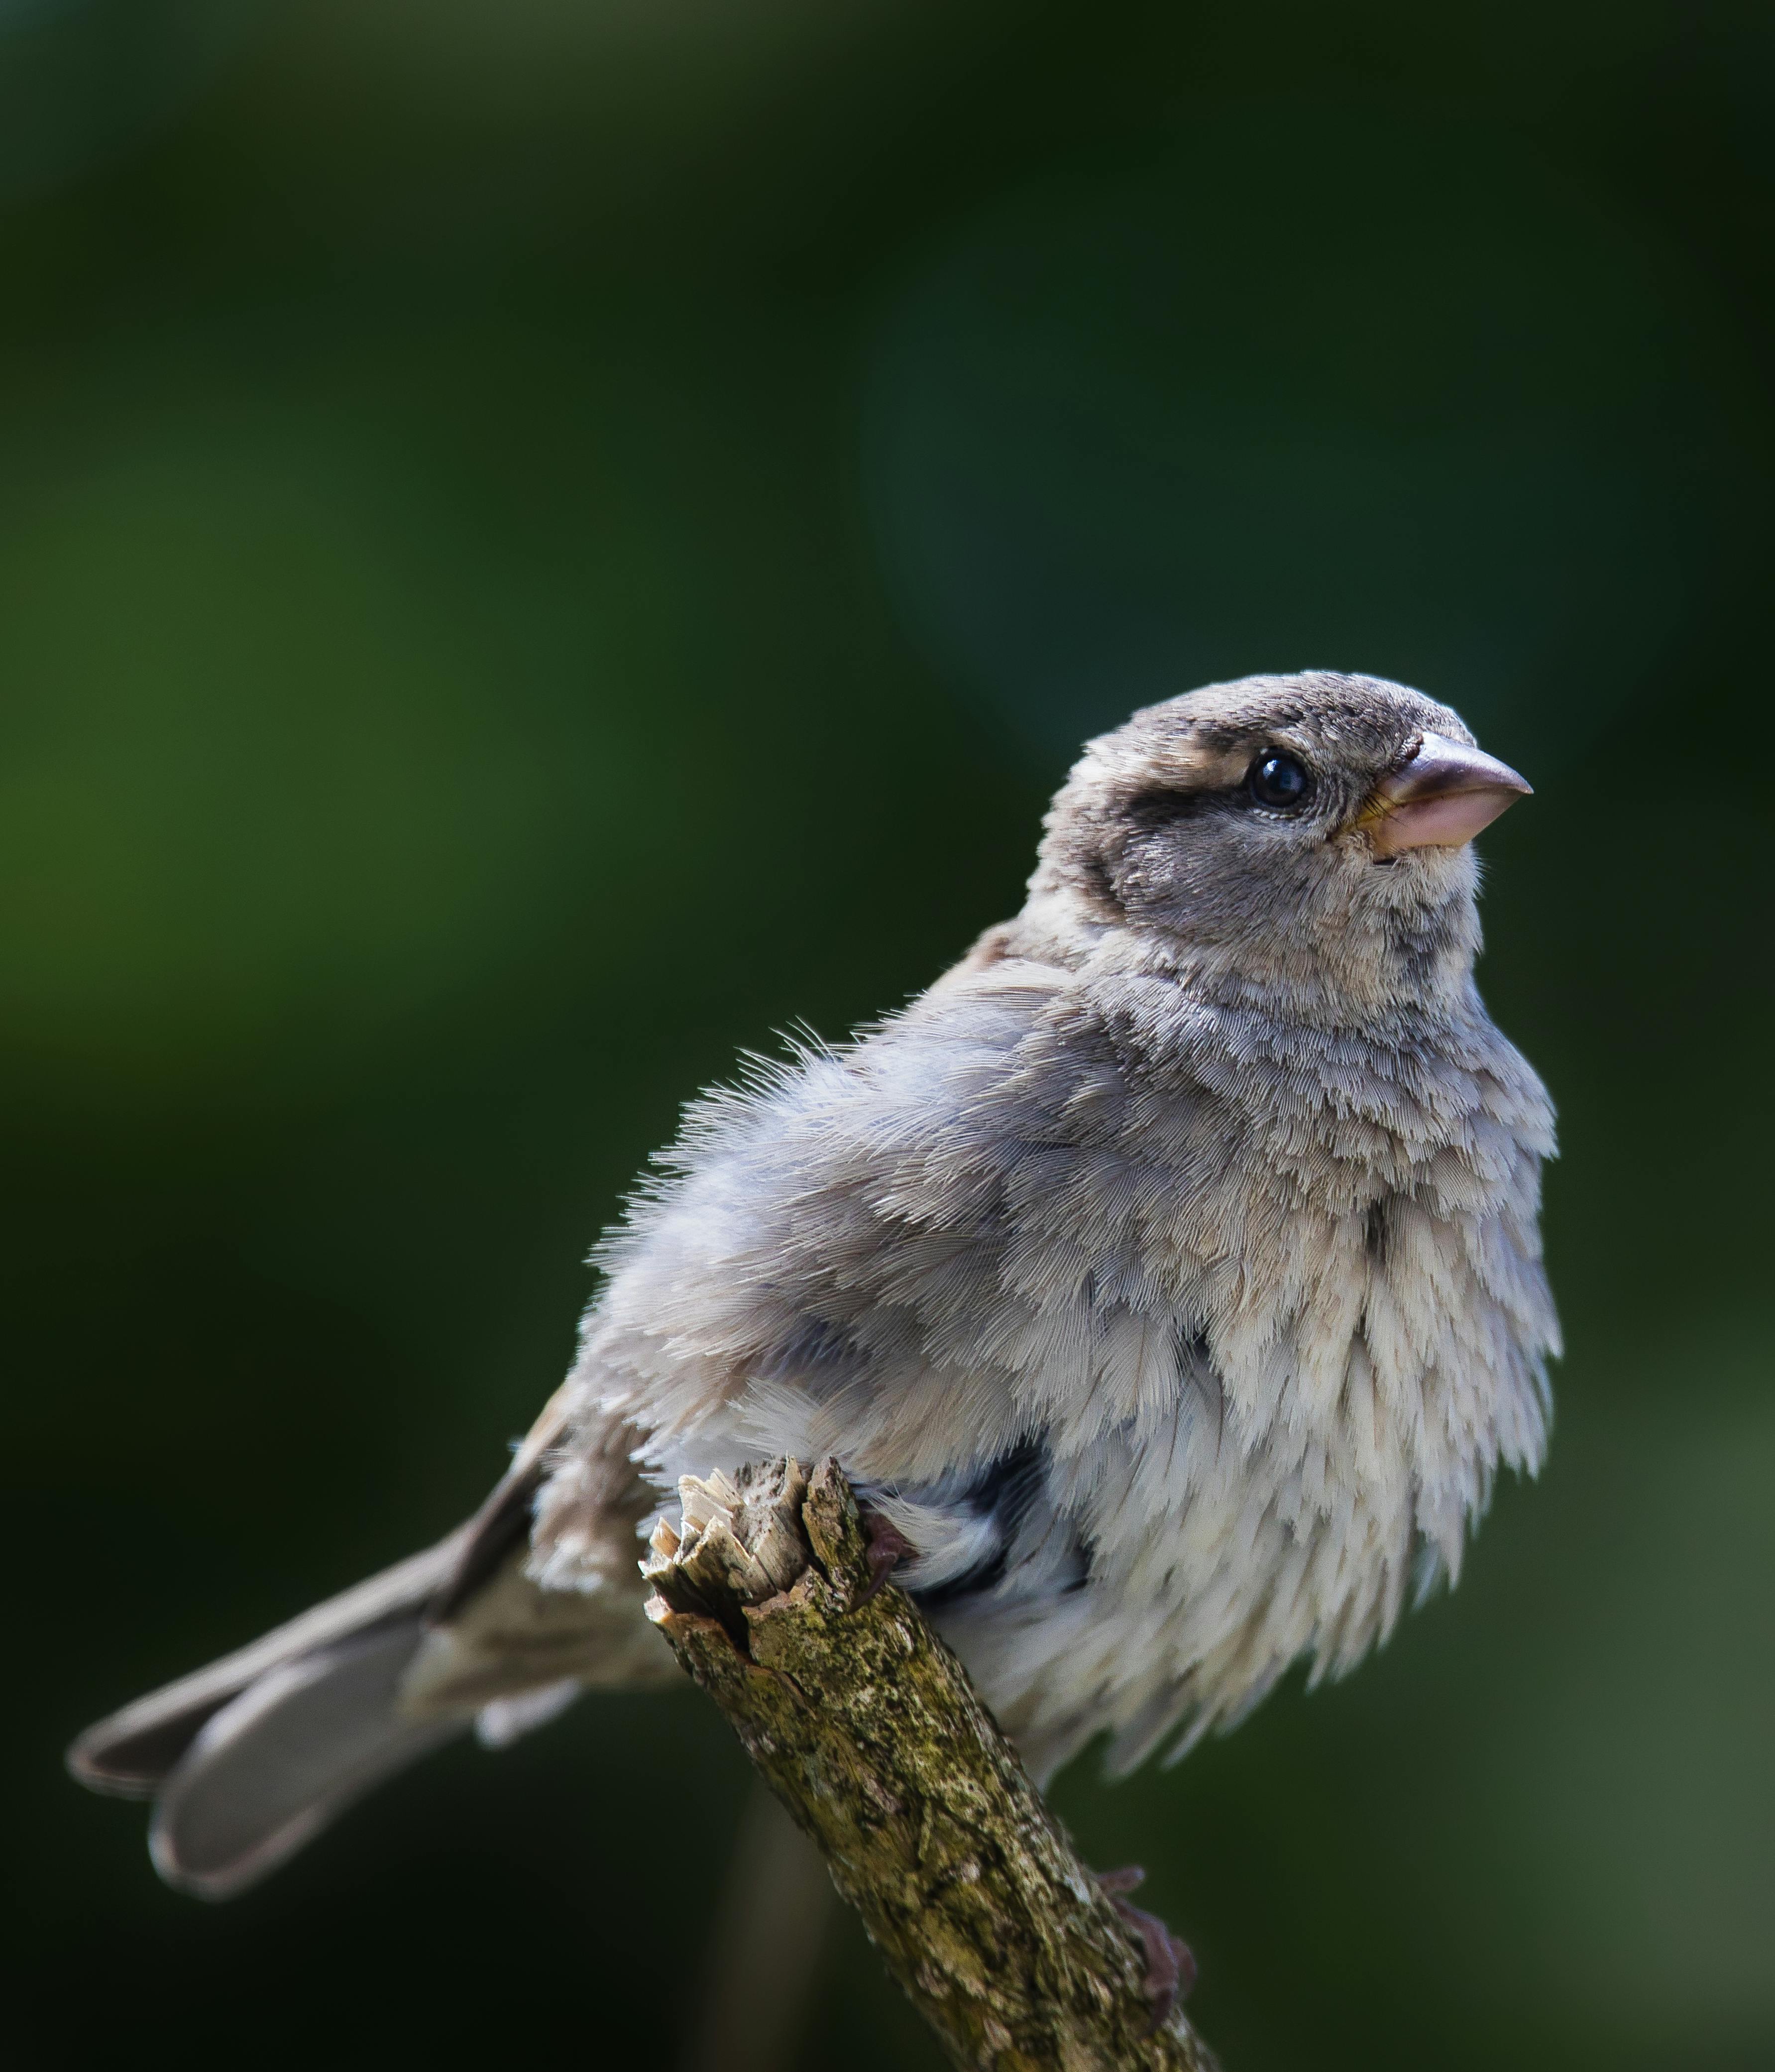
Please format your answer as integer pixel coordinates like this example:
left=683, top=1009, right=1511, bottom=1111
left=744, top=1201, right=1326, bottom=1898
left=642, top=1455, right=1219, bottom=2072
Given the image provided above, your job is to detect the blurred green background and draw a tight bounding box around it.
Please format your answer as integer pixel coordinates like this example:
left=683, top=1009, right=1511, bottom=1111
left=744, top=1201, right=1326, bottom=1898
left=6, top=2, right=1773, bottom=2067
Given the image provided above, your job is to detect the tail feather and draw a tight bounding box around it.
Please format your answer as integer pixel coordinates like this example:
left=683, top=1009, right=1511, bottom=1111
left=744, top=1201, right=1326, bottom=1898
left=148, top=1622, right=463, bottom=1900
left=66, top=1533, right=465, bottom=1799
left=68, top=1398, right=670, bottom=1899
left=68, top=1517, right=672, bottom=1897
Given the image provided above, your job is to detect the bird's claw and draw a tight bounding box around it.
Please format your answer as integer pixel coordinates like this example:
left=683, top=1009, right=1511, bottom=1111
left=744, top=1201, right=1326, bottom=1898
left=1096, top=1864, right=1197, bottom=2031
left=855, top=1506, right=915, bottom=1604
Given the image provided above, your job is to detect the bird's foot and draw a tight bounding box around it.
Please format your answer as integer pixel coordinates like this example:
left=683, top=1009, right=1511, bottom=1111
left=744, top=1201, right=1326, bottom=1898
left=1095, top=1865, right=1196, bottom=2031
left=854, top=1505, right=915, bottom=1604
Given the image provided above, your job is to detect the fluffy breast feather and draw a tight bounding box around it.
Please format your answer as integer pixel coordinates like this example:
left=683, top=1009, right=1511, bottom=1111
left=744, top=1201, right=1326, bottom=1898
left=534, top=946, right=1558, bottom=1775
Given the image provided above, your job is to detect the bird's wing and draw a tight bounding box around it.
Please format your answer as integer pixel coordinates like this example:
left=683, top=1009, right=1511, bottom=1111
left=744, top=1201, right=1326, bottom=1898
left=557, top=955, right=1154, bottom=1565
left=429, top=1380, right=578, bottom=1622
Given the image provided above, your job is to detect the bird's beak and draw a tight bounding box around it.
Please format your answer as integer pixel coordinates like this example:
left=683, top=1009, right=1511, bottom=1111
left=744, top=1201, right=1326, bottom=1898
left=1361, top=730, right=1533, bottom=857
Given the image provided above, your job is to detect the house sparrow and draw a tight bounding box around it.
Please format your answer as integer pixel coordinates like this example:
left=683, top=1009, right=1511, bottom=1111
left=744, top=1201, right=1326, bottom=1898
left=70, top=672, right=1558, bottom=1920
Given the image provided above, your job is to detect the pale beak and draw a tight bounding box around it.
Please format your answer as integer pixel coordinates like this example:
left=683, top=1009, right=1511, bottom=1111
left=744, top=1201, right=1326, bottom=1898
left=1362, top=730, right=1533, bottom=857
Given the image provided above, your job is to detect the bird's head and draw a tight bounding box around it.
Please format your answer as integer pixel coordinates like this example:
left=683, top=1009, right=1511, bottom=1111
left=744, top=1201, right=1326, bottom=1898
left=1028, top=672, right=1533, bottom=1018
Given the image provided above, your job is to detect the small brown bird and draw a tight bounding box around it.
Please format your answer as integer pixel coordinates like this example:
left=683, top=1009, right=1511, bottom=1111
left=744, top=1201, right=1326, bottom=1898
left=71, top=672, right=1557, bottom=1940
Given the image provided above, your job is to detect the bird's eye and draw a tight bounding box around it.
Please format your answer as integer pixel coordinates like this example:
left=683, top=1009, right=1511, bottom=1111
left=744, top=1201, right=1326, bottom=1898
left=1248, top=752, right=1312, bottom=810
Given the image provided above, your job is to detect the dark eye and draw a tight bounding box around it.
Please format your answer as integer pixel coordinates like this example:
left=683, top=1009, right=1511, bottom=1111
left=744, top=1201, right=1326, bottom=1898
left=1248, top=752, right=1312, bottom=810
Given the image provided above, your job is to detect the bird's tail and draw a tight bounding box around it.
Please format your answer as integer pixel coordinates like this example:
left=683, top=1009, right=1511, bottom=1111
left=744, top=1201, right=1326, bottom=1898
left=68, top=1530, right=670, bottom=1900
left=68, top=1534, right=481, bottom=1900
left=69, top=1390, right=671, bottom=1899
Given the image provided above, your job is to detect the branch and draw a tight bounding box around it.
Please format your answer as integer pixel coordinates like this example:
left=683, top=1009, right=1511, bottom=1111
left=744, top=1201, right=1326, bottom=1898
left=642, top=1456, right=1220, bottom=2072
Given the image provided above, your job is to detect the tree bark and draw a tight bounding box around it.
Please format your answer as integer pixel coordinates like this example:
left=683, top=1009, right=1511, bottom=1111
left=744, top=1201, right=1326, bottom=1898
left=642, top=1455, right=1220, bottom=2072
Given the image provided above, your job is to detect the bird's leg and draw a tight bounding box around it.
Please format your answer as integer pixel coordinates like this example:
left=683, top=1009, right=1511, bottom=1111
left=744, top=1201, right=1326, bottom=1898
left=1094, top=1865, right=1197, bottom=2029
left=854, top=1504, right=915, bottom=1604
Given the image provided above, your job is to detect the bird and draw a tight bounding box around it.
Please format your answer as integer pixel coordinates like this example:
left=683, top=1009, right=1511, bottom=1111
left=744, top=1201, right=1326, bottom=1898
left=69, top=670, right=1558, bottom=1953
